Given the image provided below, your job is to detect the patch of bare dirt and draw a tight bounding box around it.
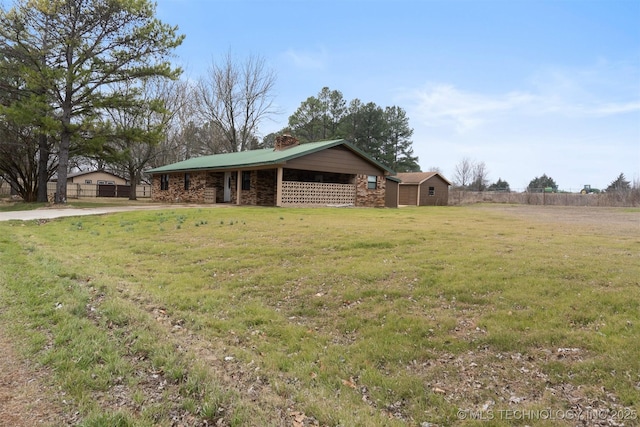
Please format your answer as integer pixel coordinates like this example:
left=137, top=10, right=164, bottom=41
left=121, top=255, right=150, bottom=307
left=408, top=347, right=634, bottom=424
left=0, top=326, right=77, bottom=427
left=480, top=205, right=640, bottom=237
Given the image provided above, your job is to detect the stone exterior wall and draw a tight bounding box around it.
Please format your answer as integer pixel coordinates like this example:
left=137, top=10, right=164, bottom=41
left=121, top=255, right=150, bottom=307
left=256, top=170, right=277, bottom=206
left=355, top=174, right=385, bottom=207
left=240, top=171, right=257, bottom=205
left=152, top=172, right=210, bottom=203
left=238, top=170, right=277, bottom=206
left=210, top=172, right=225, bottom=203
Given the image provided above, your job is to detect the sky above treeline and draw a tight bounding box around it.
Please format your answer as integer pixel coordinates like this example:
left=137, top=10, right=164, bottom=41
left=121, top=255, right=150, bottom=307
left=155, top=0, right=640, bottom=191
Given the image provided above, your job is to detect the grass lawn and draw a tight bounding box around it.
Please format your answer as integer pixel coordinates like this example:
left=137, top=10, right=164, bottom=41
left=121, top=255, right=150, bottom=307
left=0, top=205, right=638, bottom=426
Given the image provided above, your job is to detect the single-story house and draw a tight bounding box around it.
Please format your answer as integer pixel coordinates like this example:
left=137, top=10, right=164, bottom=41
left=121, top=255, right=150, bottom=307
left=146, top=136, right=396, bottom=208
left=67, top=170, right=128, bottom=186
left=395, top=172, right=451, bottom=206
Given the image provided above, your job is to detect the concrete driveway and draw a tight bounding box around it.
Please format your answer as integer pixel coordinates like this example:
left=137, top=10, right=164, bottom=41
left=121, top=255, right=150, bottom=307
left=0, top=204, right=216, bottom=222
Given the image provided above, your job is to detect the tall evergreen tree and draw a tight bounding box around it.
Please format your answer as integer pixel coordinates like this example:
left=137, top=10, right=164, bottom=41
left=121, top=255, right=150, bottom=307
left=488, top=178, right=510, bottom=192
left=317, top=87, right=347, bottom=140
left=606, top=173, right=630, bottom=192
left=289, top=87, right=420, bottom=171
left=382, top=106, right=419, bottom=172
left=0, top=0, right=183, bottom=203
left=341, top=100, right=386, bottom=161
left=0, top=10, right=58, bottom=201
left=288, top=87, right=347, bottom=142
left=288, top=96, right=323, bottom=142
left=527, top=174, right=558, bottom=192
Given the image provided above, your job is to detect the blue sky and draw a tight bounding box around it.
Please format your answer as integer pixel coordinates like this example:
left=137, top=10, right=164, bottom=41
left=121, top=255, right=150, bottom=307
left=155, top=0, right=639, bottom=190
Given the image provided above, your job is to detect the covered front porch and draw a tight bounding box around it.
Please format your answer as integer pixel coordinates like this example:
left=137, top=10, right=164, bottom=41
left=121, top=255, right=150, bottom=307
left=151, top=166, right=386, bottom=207
left=211, top=167, right=357, bottom=207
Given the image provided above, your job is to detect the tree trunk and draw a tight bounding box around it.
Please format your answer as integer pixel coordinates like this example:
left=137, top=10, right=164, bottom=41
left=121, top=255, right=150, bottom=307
left=128, top=165, right=138, bottom=201
left=37, top=134, right=49, bottom=202
left=55, top=130, right=70, bottom=204
left=129, top=181, right=138, bottom=200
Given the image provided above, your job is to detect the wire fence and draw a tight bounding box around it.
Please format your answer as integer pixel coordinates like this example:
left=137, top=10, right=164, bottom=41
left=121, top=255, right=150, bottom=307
left=450, top=189, right=640, bottom=207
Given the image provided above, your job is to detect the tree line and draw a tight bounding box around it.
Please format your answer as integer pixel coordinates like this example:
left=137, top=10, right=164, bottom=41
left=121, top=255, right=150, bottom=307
left=1, top=0, right=421, bottom=204
left=452, top=156, right=635, bottom=193
left=0, top=0, right=183, bottom=203
left=268, top=87, right=420, bottom=173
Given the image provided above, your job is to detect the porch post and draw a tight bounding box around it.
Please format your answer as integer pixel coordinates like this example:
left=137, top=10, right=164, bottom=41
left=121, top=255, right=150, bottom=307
left=276, top=167, right=283, bottom=207
left=236, top=170, right=242, bottom=205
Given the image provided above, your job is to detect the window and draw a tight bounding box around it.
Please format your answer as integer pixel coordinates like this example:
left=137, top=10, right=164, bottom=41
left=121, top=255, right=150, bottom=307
left=160, top=174, right=169, bottom=191
left=184, top=173, right=190, bottom=190
left=367, top=175, right=377, bottom=190
left=428, top=186, right=435, bottom=196
left=85, top=179, right=92, bottom=184
left=242, top=171, right=251, bottom=191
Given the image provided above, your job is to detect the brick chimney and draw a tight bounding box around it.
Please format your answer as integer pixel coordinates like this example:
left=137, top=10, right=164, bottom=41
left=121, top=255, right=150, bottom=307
left=274, top=134, right=299, bottom=151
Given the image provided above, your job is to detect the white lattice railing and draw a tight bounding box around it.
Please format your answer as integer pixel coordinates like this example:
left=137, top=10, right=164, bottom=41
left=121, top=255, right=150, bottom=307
left=281, top=181, right=355, bottom=206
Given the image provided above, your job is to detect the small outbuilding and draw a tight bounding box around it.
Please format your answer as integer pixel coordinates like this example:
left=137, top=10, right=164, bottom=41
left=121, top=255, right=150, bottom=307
left=60, top=170, right=131, bottom=198
left=147, top=137, right=396, bottom=208
left=395, top=172, right=451, bottom=206
left=67, top=170, right=128, bottom=185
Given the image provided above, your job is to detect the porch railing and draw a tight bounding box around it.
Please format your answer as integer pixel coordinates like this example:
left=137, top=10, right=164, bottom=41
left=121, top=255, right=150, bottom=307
left=281, top=181, right=355, bottom=206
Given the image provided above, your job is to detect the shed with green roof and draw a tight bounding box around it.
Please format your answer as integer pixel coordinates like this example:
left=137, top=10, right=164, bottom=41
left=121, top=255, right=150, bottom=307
left=146, top=137, right=396, bottom=207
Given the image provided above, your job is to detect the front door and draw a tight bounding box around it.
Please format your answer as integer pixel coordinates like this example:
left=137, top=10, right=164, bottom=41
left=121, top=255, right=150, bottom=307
left=223, top=171, right=231, bottom=202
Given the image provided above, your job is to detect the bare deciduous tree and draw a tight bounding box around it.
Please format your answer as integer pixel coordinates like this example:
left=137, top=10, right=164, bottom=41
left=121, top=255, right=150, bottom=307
left=152, top=79, right=199, bottom=166
left=453, top=157, right=489, bottom=190
left=101, top=78, right=181, bottom=199
left=196, top=51, right=278, bottom=153
left=471, top=161, right=489, bottom=191
left=453, top=157, right=473, bottom=188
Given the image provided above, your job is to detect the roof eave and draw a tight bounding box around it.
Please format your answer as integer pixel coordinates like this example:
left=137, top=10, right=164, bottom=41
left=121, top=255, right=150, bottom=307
left=146, top=160, right=288, bottom=175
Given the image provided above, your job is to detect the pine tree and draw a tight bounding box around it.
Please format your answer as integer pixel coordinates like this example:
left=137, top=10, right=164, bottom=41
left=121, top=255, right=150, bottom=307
left=0, top=0, right=183, bottom=203
left=527, top=174, right=558, bottom=192
left=606, top=173, right=630, bottom=192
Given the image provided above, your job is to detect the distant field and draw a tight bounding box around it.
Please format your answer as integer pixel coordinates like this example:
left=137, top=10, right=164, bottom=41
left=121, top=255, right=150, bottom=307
left=0, top=205, right=638, bottom=426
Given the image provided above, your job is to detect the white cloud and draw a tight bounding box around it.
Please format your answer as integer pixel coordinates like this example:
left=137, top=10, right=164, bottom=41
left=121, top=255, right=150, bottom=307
left=406, top=66, right=639, bottom=134
left=403, top=60, right=639, bottom=190
left=407, top=84, right=535, bottom=133
left=283, top=47, right=329, bottom=70
left=583, top=101, right=640, bottom=116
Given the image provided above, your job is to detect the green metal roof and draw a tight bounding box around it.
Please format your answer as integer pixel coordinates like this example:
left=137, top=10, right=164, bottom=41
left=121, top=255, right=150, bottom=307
left=147, top=139, right=394, bottom=174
